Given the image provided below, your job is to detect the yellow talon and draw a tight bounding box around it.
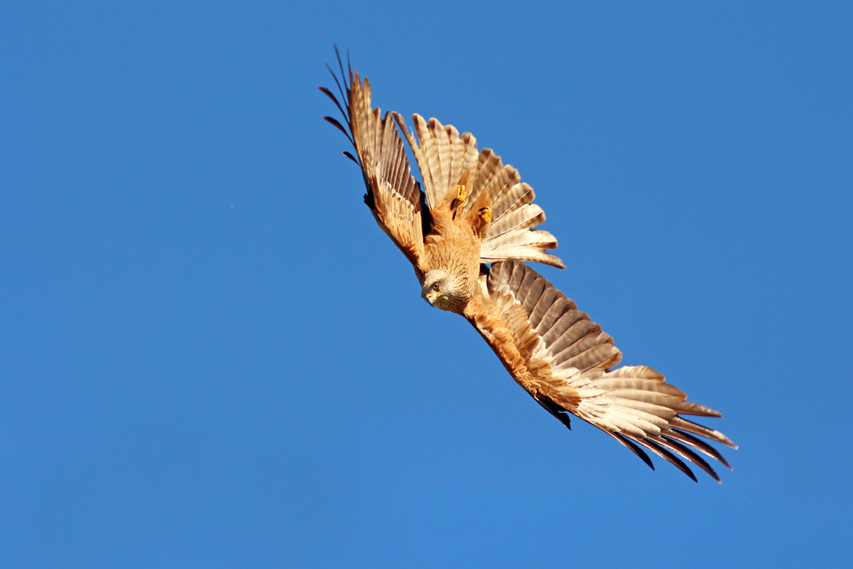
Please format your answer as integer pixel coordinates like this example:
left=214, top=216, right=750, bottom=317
left=479, top=206, right=491, bottom=224
left=456, top=184, right=467, bottom=203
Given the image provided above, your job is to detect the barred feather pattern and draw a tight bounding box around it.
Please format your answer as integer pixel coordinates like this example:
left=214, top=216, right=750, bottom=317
left=320, top=54, right=425, bottom=269
left=395, top=113, right=564, bottom=269
left=480, top=260, right=737, bottom=482
left=393, top=113, right=480, bottom=211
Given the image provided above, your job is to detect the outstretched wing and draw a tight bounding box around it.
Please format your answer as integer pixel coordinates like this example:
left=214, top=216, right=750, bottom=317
left=395, top=113, right=564, bottom=269
left=320, top=50, right=425, bottom=272
left=464, top=260, right=736, bottom=482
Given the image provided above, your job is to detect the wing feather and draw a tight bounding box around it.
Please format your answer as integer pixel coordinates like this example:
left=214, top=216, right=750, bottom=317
left=394, top=115, right=565, bottom=268
left=321, top=52, right=425, bottom=271
left=466, top=260, right=735, bottom=482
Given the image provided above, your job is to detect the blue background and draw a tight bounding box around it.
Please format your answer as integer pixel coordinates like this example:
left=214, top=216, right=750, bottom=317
left=2, top=1, right=851, bottom=567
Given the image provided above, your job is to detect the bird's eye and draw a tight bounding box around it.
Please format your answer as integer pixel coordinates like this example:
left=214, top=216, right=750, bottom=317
left=432, top=283, right=440, bottom=292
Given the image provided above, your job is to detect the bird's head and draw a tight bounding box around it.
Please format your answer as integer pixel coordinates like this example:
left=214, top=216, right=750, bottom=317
left=421, top=269, right=466, bottom=312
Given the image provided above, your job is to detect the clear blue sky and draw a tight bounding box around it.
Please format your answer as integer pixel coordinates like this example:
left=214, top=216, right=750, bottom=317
left=2, top=1, right=851, bottom=567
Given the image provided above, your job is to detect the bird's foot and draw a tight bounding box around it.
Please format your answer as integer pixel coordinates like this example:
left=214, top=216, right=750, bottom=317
left=455, top=183, right=467, bottom=204
left=449, top=183, right=468, bottom=217
left=478, top=206, right=491, bottom=224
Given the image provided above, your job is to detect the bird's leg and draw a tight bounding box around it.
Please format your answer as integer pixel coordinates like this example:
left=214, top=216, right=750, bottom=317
left=449, top=183, right=467, bottom=213
left=468, top=189, right=492, bottom=239
left=449, top=170, right=471, bottom=216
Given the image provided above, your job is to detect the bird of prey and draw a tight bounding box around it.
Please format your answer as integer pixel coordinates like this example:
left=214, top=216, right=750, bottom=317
left=320, top=50, right=736, bottom=482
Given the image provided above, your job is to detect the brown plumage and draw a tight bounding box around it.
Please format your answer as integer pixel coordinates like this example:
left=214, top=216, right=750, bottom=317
left=321, top=48, right=736, bottom=482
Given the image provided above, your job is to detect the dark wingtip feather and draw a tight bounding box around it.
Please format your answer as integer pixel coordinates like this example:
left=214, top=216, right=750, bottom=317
left=669, top=428, right=733, bottom=470
left=318, top=86, right=348, bottom=121
left=322, top=116, right=353, bottom=142
left=534, top=396, right=572, bottom=430
left=612, top=433, right=655, bottom=471
left=323, top=61, right=347, bottom=108
left=333, top=43, right=347, bottom=83
left=660, top=436, right=721, bottom=483
left=672, top=416, right=738, bottom=449
left=324, top=45, right=352, bottom=117
left=631, top=438, right=698, bottom=482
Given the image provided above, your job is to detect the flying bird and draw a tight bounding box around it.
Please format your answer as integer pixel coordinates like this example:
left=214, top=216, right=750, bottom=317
left=320, top=50, right=736, bottom=482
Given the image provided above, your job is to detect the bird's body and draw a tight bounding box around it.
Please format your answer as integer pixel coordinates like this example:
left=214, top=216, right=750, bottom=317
left=420, top=176, right=491, bottom=313
left=321, top=49, right=736, bottom=482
